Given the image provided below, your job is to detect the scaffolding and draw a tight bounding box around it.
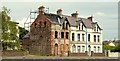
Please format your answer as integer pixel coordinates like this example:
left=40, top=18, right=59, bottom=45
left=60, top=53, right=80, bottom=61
left=24, top=8, right=49, bottom=32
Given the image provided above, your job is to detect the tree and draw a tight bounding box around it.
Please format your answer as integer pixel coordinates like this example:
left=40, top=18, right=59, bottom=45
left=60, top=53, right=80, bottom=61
left=1, top=6, right=20, bottom=50
left=18, top=26, right=28, bottom=40
left=103, top=45, right=115, bottom=50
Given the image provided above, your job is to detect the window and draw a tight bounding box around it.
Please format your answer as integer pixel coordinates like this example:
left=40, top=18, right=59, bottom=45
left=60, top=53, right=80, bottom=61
left=94, top=35, right=96, bottom=42
left=44, top=21, right=46, bottom=27
left=82, top=34, right=84, bottom=41
left=60, top=44, right=64, bottom=51
left=72, top=45, right=76, bottom=53
left=62, top=23, right=65, bottom=29
left=66, top=23, right=69, bottom=29
left=79, top=24, right=80, bottom=30
left=82, top=25, right=84, bottom=30
left=97, top=27, right=98, bottom=32
left=55, top=31, right=58, bottom=38
left=61, top=32, right=64, bottom=38
left=82, top=46, right=85, bottom=53
left=34, top=23, right=37, bottom=28
left=94, top=46, right=96, bottom=53
left=77, top=46, right=80, bottom=53
left=72, top=33, right=74, bottom=41
left=98, top=46, right=100, bottom=53
left=94, top=27, right=96, bottom=31
left=98, top=35, right=100, bottom=42
left=77, top=34, right=80, bottom=41
left=88, top=34, right=90, bottom=42
left=39, top=22, right=42, bottom=28
left=66, top=32, right=69, bottom=39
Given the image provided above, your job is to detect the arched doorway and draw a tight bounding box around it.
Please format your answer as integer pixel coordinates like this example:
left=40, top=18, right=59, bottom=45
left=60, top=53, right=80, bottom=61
left=54, top=44, right=58, bottom=56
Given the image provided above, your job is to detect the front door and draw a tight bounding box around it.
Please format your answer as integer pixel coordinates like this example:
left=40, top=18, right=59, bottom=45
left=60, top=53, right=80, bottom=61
left=54, top=44, right=58, bottom=56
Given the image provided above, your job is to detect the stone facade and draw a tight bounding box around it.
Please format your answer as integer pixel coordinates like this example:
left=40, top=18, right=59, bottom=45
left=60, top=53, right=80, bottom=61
left=23, top=6, right=103, bottom=57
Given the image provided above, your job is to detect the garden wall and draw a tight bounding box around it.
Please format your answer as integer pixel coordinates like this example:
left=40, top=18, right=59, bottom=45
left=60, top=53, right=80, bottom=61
left=2, top=50, right=28, bottom=56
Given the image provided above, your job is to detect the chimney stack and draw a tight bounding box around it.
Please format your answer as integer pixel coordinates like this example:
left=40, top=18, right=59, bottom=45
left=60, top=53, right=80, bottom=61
left=71, top=11, right=78, bottom=18
left=38, top=6, right=45, bottom=14
left=57, top=9, right=62, bottom=16
left=87, top=16, right=93, bottom=22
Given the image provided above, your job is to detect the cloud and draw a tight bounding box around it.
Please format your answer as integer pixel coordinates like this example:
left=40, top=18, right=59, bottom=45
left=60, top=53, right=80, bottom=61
left=95, top=12, right=106, bottom=17
left=1, top=0, right=119, bottom=2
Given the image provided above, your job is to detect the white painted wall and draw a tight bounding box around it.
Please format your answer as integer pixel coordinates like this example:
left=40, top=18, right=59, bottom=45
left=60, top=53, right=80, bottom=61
left=70, top=26, right=103, bottom=53
left=108, top=50, right=120, bottom=57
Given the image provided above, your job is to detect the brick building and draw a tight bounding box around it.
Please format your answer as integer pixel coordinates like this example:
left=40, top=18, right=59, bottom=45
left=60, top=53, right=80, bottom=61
left=23, top=6, right=103, bottom=56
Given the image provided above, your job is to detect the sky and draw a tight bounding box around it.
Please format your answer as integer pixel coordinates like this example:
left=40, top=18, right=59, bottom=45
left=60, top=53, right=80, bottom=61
left=0, top=1, right=119, bottom=41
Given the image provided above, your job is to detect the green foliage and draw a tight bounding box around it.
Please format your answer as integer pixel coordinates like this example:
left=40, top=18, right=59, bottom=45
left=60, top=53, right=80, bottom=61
left=18, top=26, right=28, bottom=40
left=111, top=44, right=120, bottom=52
left=19, top=47, right=27, bottom=51
left=1, top=6, right=20, bottom=50
left=2, top=41, right=20, bottom=50
left=103, top=45, right=115, bottom=50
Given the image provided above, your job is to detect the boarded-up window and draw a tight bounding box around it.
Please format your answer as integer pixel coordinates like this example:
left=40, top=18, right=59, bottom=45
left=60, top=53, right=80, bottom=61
left=55, top=31, right=58, bottom=38
left=66, top=32, right=69, bottom=39
left=44, top=21, right=46, bottom=28
left=61, top=32, right=64, bottom=38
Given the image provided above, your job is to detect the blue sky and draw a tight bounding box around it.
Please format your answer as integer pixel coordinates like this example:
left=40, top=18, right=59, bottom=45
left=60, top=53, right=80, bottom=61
left=1, top=2, right=118, bottom=41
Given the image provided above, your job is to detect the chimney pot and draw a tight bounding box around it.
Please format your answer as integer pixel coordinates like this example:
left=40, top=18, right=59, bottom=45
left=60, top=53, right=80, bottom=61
left=87, top=16, right=93, bottom=22
left=57, top=9, right=62, bottom=16
left=38, top=6, right=45, bottom=14
left=71, top=11, right=78, bottom=18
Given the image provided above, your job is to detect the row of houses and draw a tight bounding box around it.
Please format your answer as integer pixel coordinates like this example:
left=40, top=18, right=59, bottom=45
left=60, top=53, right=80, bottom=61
left=23, top=6, right=103, bottom=56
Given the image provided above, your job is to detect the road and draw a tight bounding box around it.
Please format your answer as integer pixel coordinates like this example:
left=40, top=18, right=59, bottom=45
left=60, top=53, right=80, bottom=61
left=1, top=56, right=119, bottom=61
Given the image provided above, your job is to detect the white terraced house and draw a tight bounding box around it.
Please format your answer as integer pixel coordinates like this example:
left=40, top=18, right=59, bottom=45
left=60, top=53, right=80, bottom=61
left=69, top=12, right=103, bottom=55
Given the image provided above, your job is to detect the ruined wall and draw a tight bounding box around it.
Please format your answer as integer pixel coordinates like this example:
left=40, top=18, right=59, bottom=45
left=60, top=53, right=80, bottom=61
left=28, top=14, right=52, bottom=55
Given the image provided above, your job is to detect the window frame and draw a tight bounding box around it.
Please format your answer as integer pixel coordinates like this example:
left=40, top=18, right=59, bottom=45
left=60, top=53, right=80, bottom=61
left=77, top=46, right=80, bottom=53
left=61, top=32, right=64, bottom=38
left=66, top=32, right=69, bottom=39
left=82, top=34, right=84, bottom=41
left=77, top=34, right=80, bottom=41
left=88, top=34, right=90, bottom=42
left=94, top=35, right=96, bottom=42
left=55, top=31, right=58, bottom=38
left=72, top=33, right=75, bottom=41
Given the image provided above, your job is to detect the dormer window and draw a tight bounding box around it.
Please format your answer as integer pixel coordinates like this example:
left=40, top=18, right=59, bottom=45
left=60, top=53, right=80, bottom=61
left=62, top=23, right=65, bottom=29
left=82, top=25, right=84, bottom=30
left=64, top=21, right=67, bottom=29
left=78, top=24, right=80, bottom=30
left=94, top=27, right=96, bottom=31
left=66, top=23, right=68, bottom=29
left=62, top=20, right=69, bottom=30
left=97, top=26, right=98, bottom=32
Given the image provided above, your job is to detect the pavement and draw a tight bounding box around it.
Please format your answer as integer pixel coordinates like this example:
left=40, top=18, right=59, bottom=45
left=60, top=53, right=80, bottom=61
left=2, top=55, right=119, bottom=59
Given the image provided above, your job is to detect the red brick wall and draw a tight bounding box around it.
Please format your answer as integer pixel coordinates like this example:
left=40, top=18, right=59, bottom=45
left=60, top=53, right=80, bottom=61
left=23, top=14, right=52, bottom=55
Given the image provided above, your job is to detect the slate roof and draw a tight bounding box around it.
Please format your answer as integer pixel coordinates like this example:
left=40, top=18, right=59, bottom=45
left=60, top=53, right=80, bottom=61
left=23, top=32, right=30, bottom=39
left=44, top=13, right=102, bottom=30
left=45, top=13, right=65, bottom=24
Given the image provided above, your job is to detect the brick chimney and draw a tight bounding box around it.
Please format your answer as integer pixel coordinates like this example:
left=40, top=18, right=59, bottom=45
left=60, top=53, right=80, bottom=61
left=57, top=9, right=62, bottom=17
left=87, top=16, right=93, bottom=22
left=38, top=6, right=45, bottom=14
left=71, top=11, right=78, bottom=18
